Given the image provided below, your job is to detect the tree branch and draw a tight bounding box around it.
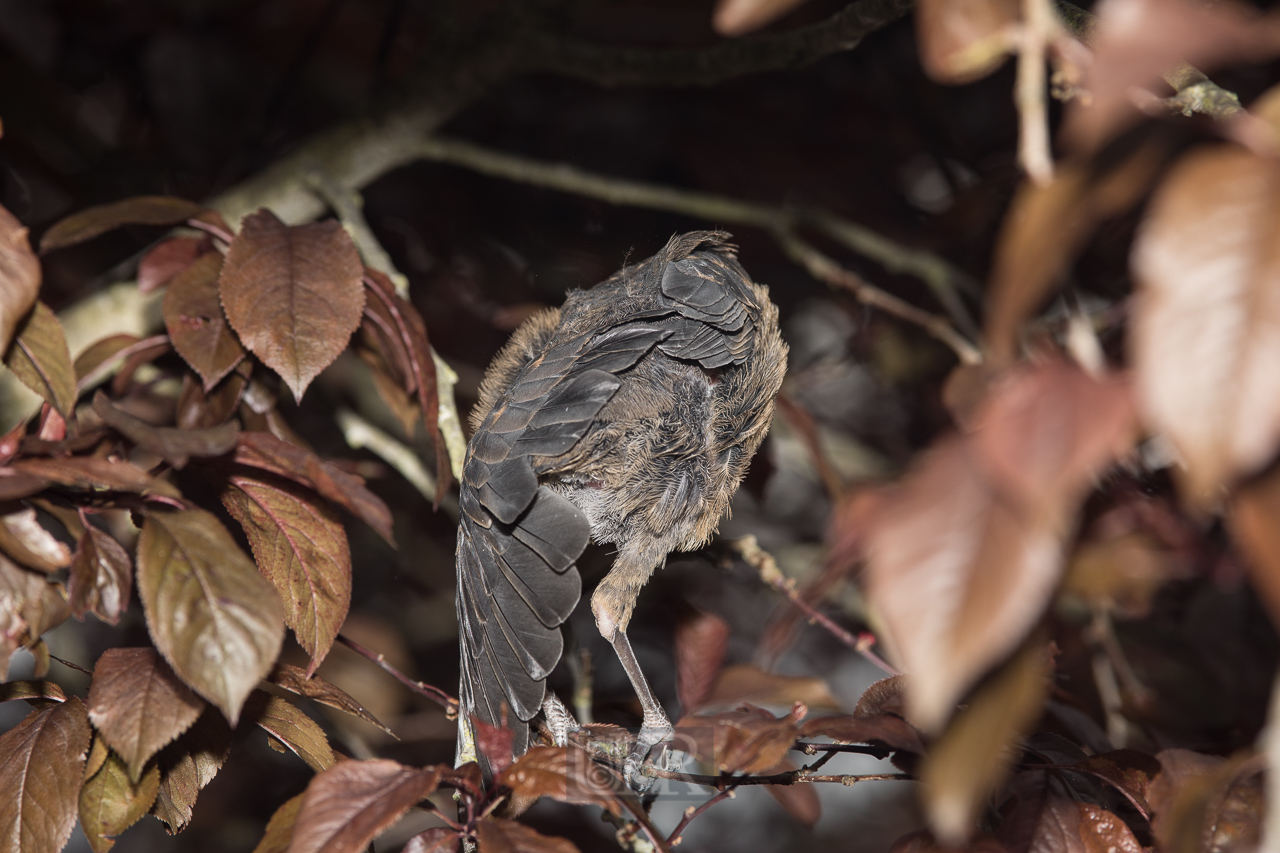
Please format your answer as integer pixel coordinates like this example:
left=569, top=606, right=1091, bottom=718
left=523, top=0, right=914, bottom=87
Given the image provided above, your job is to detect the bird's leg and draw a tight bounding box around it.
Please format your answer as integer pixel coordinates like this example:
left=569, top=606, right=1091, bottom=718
left=591, top=553, right=674, bottom=791
left=541, top=693, right=581, bottom=747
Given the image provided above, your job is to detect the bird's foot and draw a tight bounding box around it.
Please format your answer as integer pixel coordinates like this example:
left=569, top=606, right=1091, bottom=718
left=624, top=715, right=676, bottom=793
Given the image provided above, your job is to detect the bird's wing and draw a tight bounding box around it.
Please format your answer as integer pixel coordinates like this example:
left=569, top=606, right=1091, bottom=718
left=456, top=325, right=670, bottom=758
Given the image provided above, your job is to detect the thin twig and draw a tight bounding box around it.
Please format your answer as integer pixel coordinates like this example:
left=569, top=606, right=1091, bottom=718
left=614, top=794, right=675, bottom=853
left=793, top=741, right=892, bottom=759
left=667, top=787, right=737, bottom=846
left=414, top=134, right=981, bottom=348
left=728, top=535, right=899, bottom=676
left=643, top=764, right=911, bottom=787
left=336, top=633, right=459, bottom=717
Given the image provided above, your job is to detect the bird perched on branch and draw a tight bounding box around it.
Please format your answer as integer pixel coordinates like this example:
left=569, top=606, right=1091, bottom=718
left=456, top=231, right=786, bottom=783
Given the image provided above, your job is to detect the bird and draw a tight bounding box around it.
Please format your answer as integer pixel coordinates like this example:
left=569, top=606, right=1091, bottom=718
left=455, top=231, right=786, bottom=784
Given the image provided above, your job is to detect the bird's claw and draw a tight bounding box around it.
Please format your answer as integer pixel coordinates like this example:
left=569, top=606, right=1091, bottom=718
left=624, top=719, right=677, bottom=793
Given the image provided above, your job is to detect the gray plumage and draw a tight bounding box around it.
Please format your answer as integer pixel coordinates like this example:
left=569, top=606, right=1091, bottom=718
left=456, top=231, right=787, bottom=771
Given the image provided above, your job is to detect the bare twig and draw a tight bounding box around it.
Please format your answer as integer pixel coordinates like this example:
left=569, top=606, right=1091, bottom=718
left=643, top=763, right=911, bottom=788
left=667, top=788, right=737, bottom=846
left=414, top=135, right=982, bottom=359
left=336, top=633, right=459, bottom=717
left=794, top=741, right=892, bottom=759
left=1017, top=0, right=1056, bottom=184
left=728, top=535, right=899, bottom=676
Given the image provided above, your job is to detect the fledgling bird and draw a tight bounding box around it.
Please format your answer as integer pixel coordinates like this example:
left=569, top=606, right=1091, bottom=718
left=455, top=231, right=786, bottom=782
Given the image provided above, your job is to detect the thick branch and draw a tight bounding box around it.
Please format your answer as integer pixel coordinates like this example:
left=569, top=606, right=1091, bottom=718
left=524, top=0, right=914, bottom=86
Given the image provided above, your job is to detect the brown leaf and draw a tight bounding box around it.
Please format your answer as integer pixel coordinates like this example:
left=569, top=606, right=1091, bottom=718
left=87, top=647, right=205, bottom=781
left=675, top=609, right=730, bottom=712
left=969, top=361, right=1137, bottom=514
left=74, top=334, right=142, bottom=387
left=1062, top=531, right=1180, bottom=617
left=476, top=819, right=579, bottom=853
left=0, top=201, right=40, bottom=355
left=253, top=793, right=304, bottom=853
left=363, top=269, right=448, bottom=501
left=405, top=827, right=463, bottom=853
left=998, top=772, right=1143, bottom=853
left=0, top=697, right=91, bottom=853
left=801, top=712, right=923, bottom=756
left=1146, top=749, right=1263, bottom=853
left=0, top=504, right=72, bottom=572
left=244, top=692, right=336, bottom=772
left=267, top=663, right=393, bottom=735
left=700, top=664, right=840, bottom=712
left=863, top=438, right=1063, bottom=732
left=919, top=641, right=1051, bottom=846
left=984, top=144, right=1171, bottom=365
left=39, top=195, right=203, bottom=253
left=222, top=472, right=351, bottom=671
left=1132, top=146, right=1280, bottom=506
left=137, top=508, right=285, bottom=724
left=110, top=337, right=172, bottom=396
left=79, top=736, right=162, bottom=853
left=0, top=550, right=70, bottom=680
left=93, top=391, right=238, bottom=470
left=220, top=209, right=365, bottom=401
left=1076, top=749, right=1161, bottom=815
left=4, top=301, right=76, bottom=417
left=164, top=252, right=245, bottom=390
left=150, top=709, right=233, bottom=834
left=0, top=679, right=66, bottom=704
left=915, top=0, right=1017, bottom=85
left=139, top=236, right=208, bottom=294
left=358, top=348, right=420, bottom=437
left=503, top=746, right=622, bottom=815
left=234, top=431, right=395, bottom=545
left=7, top=455, right=180, bottom=499
left=285, top=759, right=441, bottom=853
left=712, top=0, right=811, bottom=37
left=1063, top=0, right=1280, bottom=154
left=472, top=714, right=516, bottom=780
left=176, top=369, right=249, bottom=430
left=675, top=705, right=804, bottom=775
left=69, top=525, right=133, bottom=624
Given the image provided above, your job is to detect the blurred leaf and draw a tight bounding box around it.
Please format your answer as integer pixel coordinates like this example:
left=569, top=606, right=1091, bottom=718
left=5, top=455, right=181, bottom=499
left=0, top=697, right=91, bottom=853
left=1230, top=465, right=1280, bottom=629
left=1132, top=146, right=1280, bottom=506
left=0, top=504, right=71, bottom=572
left=244, top=692, right=336, bottom=772
left=87, top=647, right=205, bottom=782
left=287, top=759, right=442, bottom=853
left=137, top=508, right=285, bottom=724
left=0, top=201, right=40, bottom=355
left=919, top=641, right=1050, bottom=846
left=0, top=550, right=70, bottom=680
left=997, top=772, right=1143, bottom=853
left=915, top=0, right=1017, bottom=85
left=176, top=369, right=249, bottom=429
left=164, top=253, right=245, bottom=390
left=73, top=334, right=141, bottom=387
left=1063, top=0, right=1280, bottom=153
left=39, top=195, right=203, bottom=253
left=222, top=472, right=351, bottom=672
left=476, top=819, right=579, bottom=853
left=1147, top=749, right=1263, bottom=853
left=234, top=431, right=395, bottom=545
left=502, top=746, right=622, bottom=815
left=139, top=236, right=207, bottom=294
left=79, top=736, right=162, bottom=853
left=801, top=712, right=923, bottom=756
left=150, top=709, right=233, bottom=835
left=713, top=0, right=811, bottom=37
left=675, top=704, right=804, bottom=775
left=267, top=663, right=393, bottom=735
left=761, top=758, right=822, bottom=827
left=110, top=337, right=172, bottom=396
left=675, top=609, right=730, bottom=712
left=888, top=830, right=1007, bottom=852
left=405, top=827, right=463, bottom=853
left=92, top=391, right=238, bottom=470
left=0, top=680, right=66, bottom=704
left=252, top=793, right=303, bottom=853
left=4, top=301, right=76, bottom=418
left=1062, top=531, right=1181, bottom=617
left=970, top=362, right=1137, bottom=514
left=219, top=209, right=364, bottom=401
left=701, top=664, right=839, bottom=712
left=984, top=143, right=1170, bottom=365
left=69, top=525, right=133, bottom=625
